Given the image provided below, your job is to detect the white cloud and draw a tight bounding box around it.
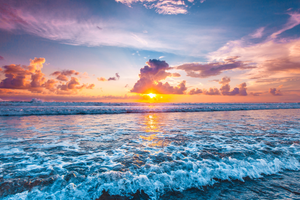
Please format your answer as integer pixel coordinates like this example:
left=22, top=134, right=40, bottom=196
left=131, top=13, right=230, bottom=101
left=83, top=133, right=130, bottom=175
left=116, top=0, right=191, bottom=15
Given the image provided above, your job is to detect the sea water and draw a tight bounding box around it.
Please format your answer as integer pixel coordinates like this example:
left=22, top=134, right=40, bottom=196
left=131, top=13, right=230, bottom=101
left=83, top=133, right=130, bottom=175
left=0, top=102, right=300, bottom=199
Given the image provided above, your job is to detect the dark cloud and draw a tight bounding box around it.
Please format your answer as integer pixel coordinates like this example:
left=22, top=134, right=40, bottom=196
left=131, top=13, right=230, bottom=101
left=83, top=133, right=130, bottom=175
left=108, top=77, right=117, bottom=81
left=131, top=59, right=187, bottom=94
left=0, top=56, right=4, bottom=60
left=269, top=88, right=283, bottom=96
left=0, top=58, right=94, bottom=94
left=104, top=73, right=120, bottom=81
left=177, top=56, right=254, bottom=78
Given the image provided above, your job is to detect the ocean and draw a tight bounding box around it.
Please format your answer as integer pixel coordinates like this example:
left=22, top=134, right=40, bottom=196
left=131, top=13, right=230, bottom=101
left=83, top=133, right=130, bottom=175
left=0, top=102, right=300, bottom=199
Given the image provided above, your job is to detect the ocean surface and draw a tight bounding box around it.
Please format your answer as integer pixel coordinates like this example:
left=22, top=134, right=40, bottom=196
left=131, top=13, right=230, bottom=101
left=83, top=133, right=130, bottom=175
left=1, top=102, right=300, bottom=199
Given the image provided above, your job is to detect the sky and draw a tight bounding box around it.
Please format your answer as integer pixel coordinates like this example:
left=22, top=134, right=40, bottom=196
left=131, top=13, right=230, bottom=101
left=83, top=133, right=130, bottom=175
left=0, top=0, right=300, bottom=102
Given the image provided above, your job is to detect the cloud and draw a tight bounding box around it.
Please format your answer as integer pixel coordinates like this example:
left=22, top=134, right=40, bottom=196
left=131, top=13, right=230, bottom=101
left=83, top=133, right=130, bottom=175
left=108, top=77, right=117, bottom=81
left=0, top=57, right=46, bottom=91
left=188, top=88, right=202, bottom=95
left=219, top=77, right=247, bottom=96
left=116, top=0, right=189, bottom=15
left=50, top=70, right=80, bottom=82
left=270, top=13, right=300, bottom=39
left=255, top=77, right=300, bottom=84
left=0, top=58, right=94, bottom=94
left=97, top=77, right=107, bottom=81
left=269, top=88, right=283, bottom=96
left=97, top=73, right=120, bottom=82
left=250, top=27, right=265, bottom=38
left=203, top=88, right=220, bottom=95
left=188, top=76, right=247, bottom=96
left=0, top=56, right=4, bottom=60
left=131, top=59, right=187, bottom=94
left=177, top=56, right=254, bottom=78
left=209, top=13, right=300, bottom=79
left=108, top=73, right=120, bottom=81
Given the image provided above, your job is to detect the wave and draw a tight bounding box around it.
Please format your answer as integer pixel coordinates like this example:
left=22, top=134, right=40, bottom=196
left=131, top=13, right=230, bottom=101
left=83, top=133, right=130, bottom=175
left=2, top=156, right=299, bottom=200
left=0, top=101, right=300, bottom=116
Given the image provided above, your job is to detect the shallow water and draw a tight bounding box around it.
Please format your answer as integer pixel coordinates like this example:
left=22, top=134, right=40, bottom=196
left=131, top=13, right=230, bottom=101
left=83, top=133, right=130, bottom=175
left=1, top=109, right=300, bottom=199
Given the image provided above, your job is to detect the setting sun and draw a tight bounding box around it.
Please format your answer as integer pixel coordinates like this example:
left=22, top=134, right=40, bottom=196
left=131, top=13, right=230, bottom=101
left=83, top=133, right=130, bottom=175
left=147, top=93, right=156, bottom=98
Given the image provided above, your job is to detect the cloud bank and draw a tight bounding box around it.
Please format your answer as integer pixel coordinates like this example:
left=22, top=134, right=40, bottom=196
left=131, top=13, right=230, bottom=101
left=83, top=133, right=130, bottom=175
left=0, top=58, right=94, bottom=94
left=189, top=76, right=247, bottom=96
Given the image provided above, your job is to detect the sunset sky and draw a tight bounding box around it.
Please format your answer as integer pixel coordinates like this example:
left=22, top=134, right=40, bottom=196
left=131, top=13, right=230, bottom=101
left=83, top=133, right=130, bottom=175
left=0, top=0, right=300, bottom=102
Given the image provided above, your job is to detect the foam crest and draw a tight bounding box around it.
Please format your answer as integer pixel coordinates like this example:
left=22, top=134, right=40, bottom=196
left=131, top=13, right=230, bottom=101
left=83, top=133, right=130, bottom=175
left=3, top=156, right=299, bottom=200
left=1, top=102, right=300, bottom=116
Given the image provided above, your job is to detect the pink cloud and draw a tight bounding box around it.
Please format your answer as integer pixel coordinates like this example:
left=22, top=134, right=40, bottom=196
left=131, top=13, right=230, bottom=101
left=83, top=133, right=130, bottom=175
left=97, top=77, right=107, bottom=81
left=250, top=27, right=265, bottom=38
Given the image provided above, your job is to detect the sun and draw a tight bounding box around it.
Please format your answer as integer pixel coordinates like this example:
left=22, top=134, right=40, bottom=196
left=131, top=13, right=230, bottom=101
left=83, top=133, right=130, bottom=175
left=147, top=93, right=156, bottom=99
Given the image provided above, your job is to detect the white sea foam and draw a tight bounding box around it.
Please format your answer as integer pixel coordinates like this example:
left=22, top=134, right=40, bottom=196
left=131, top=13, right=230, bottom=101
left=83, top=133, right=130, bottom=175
left=0, top=101, right=300, bottom=116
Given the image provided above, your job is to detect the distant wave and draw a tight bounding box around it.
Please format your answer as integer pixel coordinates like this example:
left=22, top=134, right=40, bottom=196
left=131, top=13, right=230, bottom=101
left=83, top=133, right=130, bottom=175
left=0, top=102, right=300, bottom=116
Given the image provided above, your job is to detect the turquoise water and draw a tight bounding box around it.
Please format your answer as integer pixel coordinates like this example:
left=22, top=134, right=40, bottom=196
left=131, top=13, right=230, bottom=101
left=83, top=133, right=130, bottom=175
left=1, top=108, right=300, bottom=199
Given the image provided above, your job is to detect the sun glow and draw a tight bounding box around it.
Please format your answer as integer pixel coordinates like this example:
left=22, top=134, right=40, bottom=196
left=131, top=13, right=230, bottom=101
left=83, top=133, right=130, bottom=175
left=147, top=93, right=156, bottom=98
